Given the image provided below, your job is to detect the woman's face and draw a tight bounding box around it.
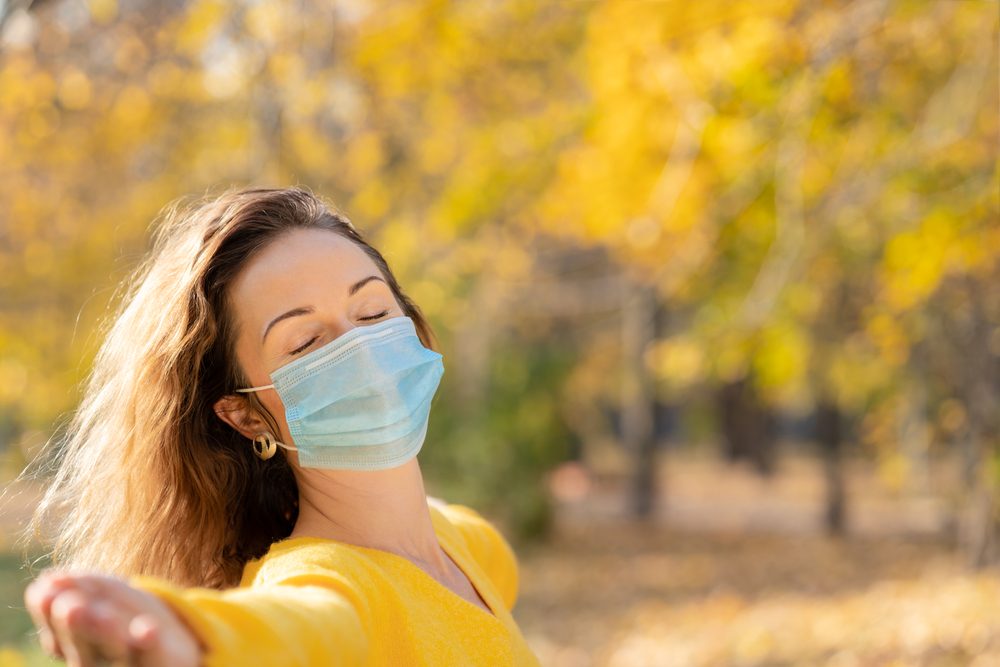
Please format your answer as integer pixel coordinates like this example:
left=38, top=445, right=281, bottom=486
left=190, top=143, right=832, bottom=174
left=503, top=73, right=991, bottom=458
left=221, top=227, right=406, bottom=454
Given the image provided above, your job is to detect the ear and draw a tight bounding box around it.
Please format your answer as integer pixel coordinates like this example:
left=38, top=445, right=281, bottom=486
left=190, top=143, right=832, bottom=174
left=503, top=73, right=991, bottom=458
left=213, top=394, right=269, bottom=441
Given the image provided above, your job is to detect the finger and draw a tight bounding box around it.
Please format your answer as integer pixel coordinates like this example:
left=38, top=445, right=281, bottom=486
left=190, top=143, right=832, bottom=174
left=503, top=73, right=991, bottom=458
left=49, top=588, right=99, bottom=667
left=132, top=613, right=203, bottom=667
left=26, top=571, right=79, bottom=618
left=65, top=597, right=138, bottom=667
left=24, top=579, right=68, bottom=659
left=85, top=599, right=132, bottom=663
left=129, top=615, right=168, bottom=667
left=34, top=624, right=62, bottom=660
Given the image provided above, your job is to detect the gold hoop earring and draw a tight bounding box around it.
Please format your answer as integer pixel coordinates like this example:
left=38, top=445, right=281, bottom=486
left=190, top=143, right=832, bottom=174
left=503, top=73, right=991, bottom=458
left=253, top=432, right=281, bottom=460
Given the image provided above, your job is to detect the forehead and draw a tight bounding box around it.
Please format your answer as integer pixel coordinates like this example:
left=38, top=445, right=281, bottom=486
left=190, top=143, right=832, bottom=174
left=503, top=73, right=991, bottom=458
left=229, top=227, right=382, bottom=329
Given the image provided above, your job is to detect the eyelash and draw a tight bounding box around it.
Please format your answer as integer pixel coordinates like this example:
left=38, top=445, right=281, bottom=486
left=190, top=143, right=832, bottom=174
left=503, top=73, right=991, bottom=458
left=289, top=310, right=391, bottom=355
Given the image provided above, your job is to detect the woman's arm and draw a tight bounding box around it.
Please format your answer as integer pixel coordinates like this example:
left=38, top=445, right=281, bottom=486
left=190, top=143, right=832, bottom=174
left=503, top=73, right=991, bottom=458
left=130, top=572, right=368, bottom=667
left=25, top=569, right=369, bottom=667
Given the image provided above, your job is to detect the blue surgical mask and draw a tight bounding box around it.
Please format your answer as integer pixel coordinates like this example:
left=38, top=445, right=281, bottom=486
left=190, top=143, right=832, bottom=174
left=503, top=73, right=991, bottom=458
left=236, top=315, right=444, bottom=470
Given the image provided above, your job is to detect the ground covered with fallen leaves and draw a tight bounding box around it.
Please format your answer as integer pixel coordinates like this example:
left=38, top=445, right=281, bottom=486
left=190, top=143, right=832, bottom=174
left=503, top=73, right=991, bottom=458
left=514, top=518, right=999, bottom=667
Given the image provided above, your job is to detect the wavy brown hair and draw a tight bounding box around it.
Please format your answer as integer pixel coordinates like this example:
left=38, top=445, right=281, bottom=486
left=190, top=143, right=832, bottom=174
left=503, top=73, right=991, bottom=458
left=20, top=186, right=436, bottom=589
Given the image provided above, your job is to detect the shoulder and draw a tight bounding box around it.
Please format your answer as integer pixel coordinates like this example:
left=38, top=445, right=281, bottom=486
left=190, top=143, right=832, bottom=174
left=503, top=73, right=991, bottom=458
left=241, top=538, right=376, bottom=602
left=429, top=499, right=521, bottom=612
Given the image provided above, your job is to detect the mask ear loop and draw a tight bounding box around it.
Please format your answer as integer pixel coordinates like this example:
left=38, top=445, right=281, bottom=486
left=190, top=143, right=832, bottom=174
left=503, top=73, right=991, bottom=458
left=273, top=440, right=298, bottom=452
left=253, top=433, right=299, bottom=457
left=235, top=384, right=274, bottom=393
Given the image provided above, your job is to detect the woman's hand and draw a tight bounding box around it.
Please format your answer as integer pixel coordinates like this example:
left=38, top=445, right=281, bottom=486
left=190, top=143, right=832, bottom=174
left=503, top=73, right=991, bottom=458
left=23, top=569, right=204, bottom=667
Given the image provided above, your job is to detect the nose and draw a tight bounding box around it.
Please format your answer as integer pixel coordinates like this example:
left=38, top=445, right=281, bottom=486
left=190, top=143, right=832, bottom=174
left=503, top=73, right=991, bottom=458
left=328, top=314, right=368, bottom=342
left=329, top=319, right=356, bottom=342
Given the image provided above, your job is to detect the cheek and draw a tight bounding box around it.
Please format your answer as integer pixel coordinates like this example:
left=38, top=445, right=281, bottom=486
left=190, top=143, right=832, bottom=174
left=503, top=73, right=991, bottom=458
left=260, top=392, right=289, bottom=430
left=233, top=346, right=288, bottom=430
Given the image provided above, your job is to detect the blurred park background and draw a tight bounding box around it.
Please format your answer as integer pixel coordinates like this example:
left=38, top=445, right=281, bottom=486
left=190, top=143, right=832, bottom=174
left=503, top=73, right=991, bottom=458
left=0, top=0, right=997, bottom=665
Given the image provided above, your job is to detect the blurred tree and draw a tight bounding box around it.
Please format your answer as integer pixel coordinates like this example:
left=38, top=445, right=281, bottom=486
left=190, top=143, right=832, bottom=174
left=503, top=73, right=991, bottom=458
left=0, top=0, right=996, bottom=559
left=0, top=0, right=590, bottom=535
left=535, top=0, right=998, bottom=550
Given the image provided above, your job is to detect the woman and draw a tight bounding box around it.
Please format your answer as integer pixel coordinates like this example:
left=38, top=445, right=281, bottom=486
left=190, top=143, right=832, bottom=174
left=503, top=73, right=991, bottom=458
left=20, top=186, right=542, bottom=666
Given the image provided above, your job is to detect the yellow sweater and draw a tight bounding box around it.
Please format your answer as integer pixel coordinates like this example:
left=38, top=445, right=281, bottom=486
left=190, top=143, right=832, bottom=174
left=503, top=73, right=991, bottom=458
left=129, top=502, right=542, bottom=666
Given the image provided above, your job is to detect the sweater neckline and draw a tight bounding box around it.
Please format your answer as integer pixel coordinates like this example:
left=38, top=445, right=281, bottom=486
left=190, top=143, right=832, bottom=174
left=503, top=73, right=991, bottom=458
left=259, top=505, right=504, bottom=625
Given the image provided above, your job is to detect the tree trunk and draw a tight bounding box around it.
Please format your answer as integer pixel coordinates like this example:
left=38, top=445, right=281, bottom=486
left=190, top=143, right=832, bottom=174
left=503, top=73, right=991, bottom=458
left=961, top=469, right=999, bottom=568
left=816, top=399, right=846, bottom=534
left=717, top=376, right=776, bottom=477
left=955, top=275, right=1000, bottom=567
left=622, top=281, right=657, bottom=518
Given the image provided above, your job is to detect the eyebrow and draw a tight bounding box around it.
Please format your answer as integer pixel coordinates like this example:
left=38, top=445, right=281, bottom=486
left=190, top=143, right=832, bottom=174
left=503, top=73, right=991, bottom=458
left=261, top=275, right=387, bottom=343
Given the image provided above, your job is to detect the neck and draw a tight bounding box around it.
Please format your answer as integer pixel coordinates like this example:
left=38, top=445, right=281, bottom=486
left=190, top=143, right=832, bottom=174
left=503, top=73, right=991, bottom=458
left=287, top=459, right=448, bottom=571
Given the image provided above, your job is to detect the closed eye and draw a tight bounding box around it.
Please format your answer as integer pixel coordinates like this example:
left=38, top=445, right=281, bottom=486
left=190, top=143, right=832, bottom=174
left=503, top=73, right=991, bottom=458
left=359, top=309, right=390, bottom=322
left=289, top=336, right=318, bottom=356
left=288, top=310, right=390, bottom=356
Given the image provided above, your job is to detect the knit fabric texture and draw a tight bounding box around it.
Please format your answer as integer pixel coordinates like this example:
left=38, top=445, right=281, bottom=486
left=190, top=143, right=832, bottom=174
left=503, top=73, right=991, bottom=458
left=129, top=501, right=543, bottom=666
